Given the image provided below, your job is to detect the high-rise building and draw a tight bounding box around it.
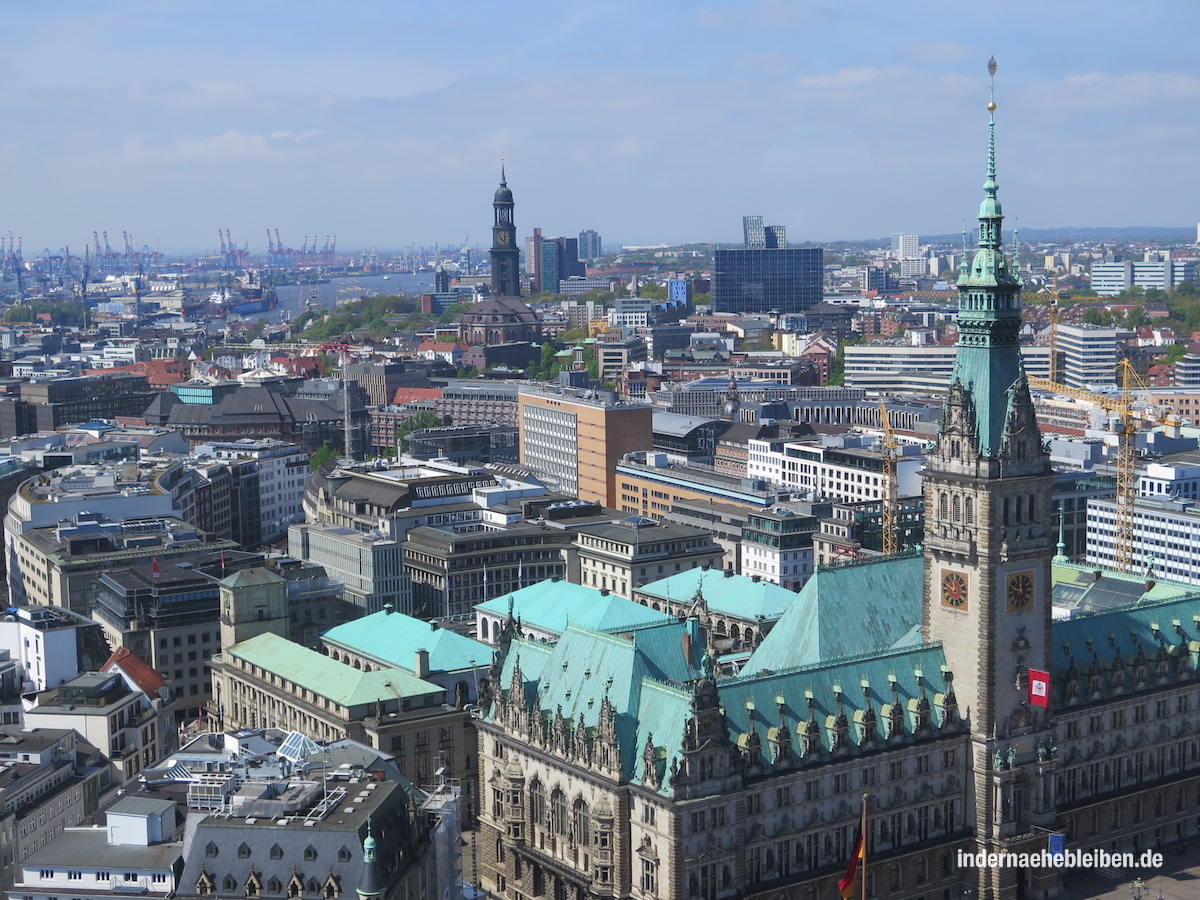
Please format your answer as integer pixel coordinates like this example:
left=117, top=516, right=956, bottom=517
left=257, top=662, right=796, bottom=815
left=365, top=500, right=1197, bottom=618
left=578, top=229, right=602, bottom=260
left=712, top=246, right=822, bottom=315
left=489, top=166, right=520, bottom=296
left=1055, top=322, right=1120, bottom=388
left=518, top=384, right=652, bottom=506
left=532, top=234, right=585, bottom=293
left=742, top=215, right=765, bottom=248
left=742, top=216, right=785, bottom=249
left=892, top=232, right=919, bottom=257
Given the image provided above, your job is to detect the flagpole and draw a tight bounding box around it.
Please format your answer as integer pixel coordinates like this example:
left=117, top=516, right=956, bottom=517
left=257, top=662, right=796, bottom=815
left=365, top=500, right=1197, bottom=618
left=861, top=791, right=868, bottom=900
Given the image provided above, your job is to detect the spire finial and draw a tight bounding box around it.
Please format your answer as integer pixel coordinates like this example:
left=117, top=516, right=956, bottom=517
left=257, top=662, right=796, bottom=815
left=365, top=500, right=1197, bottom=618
left=959, top=221, right=969, bottom=279
left=500, top=155, right=507, bottom=186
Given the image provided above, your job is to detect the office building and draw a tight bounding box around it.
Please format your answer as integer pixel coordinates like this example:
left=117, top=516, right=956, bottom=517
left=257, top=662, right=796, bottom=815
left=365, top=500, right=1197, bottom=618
left=10, top=512, right=238, bottom=613
left=712, top=247, right=822, bottom=315
left=11, top=798, right=181, bottom=900
left=518, top=384, right=653, bottom=507
left=0, top=373, right=157, bottom=439
left=746, top=432, right=925, bottom=504
left=891, top=232, right=919, bottom=257
left=25, top=670, right=171, bottom=783
left=342, top=360, right=430, bottom=407
left=578, top=229, right=603, bottom=260
left=843, top=343, right=1050, bottom=392
left=1090, top=259, right=1197, bottom=295
left=0, top=726, right=107, bottom=883
left=403, top=521, right=574, bottom=620
left=573, top=518, right=724, bottom=598
left=1054, top=322, right=1120, bottom=388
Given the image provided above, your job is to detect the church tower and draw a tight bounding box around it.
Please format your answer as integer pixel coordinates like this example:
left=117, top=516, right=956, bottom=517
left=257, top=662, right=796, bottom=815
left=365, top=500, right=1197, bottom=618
left=921, top=59, right=1058, bottom=900
left=490, top=165, right=520, bottom=296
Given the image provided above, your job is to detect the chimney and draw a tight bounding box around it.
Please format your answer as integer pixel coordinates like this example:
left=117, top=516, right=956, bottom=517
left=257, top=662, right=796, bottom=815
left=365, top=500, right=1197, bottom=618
left=1093, top=570, right=1103, bottom=582
left=724, top=567, right=734, bottom=578
left=414, top=649, right=430, bottom=679
left=600, top=588, right=609, bottom=596
left=752, top=574, right=761, bottom=583
left=1145, top=580, right=1156, bottom=592
left=681, top=631, right=691, bottom=666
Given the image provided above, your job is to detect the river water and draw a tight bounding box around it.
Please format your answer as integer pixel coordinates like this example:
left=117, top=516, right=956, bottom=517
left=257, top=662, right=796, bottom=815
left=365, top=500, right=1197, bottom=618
left=266, top=272, right=429, bottom=322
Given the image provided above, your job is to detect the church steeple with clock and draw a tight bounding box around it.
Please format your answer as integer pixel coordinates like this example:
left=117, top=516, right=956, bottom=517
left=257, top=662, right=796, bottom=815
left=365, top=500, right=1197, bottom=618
left=490, top=165, right=521, bottom=296
left=921, top=59, right=1057, bottom=880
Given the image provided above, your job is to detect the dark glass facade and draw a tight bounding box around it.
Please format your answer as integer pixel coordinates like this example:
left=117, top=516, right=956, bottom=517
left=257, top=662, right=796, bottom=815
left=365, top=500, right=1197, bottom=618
left=712, top=247, right=823, bottom=315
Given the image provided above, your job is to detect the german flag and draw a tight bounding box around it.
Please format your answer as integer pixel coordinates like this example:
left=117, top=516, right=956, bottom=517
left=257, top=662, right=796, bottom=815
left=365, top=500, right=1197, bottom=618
left=837, top=826, right=864, bottom=900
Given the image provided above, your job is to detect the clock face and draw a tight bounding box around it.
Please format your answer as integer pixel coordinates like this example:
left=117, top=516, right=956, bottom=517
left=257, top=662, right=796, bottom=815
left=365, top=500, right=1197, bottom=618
left=1006, top=570, right=1035, bottom=612
left=940, top=569, right=968, bottom=610
left=496, top=231, right=511, bottom=245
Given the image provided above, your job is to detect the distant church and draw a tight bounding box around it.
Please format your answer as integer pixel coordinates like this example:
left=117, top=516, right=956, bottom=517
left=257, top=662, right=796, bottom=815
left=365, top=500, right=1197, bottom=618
left=456, top=168, right=540, bottom=348
left=472, top=68, right=1200, bottom=900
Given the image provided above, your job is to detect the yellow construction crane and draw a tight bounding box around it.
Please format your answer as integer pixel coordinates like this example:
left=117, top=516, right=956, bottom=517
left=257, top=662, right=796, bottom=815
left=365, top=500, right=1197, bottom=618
left=879, top=400, right=899, bottom=555
left=1029, top=359, right=1178, bottom=572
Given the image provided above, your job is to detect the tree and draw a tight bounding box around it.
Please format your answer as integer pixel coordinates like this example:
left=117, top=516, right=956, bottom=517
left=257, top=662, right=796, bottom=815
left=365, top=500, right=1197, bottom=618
left=395, top=410, right=443, bottom=454
left=1124, top=305, right=1149, bottom=328
left=1164, top=344, right=1188, bottom=366
left=309, top=444, right=338, bottom=471
left=637, top=282, right=668, bottom=300
left=1175, top=280, right=1197, bottom=297
left=439, top=302, right=471, bottom=323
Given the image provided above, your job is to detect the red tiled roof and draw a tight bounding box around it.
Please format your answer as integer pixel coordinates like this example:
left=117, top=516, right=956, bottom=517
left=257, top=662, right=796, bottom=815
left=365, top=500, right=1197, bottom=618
left=392, top=387, right=444, bottom=405
left=102, top=646, right=167, bottom=697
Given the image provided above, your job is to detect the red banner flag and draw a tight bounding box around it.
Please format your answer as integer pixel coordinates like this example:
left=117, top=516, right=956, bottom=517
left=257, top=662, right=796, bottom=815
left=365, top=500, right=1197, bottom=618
left=151, top=557, right=161, bottom=581
left=837, top=826, right=864, bottom=900
left=1028, top=669, right=1050, bottom=707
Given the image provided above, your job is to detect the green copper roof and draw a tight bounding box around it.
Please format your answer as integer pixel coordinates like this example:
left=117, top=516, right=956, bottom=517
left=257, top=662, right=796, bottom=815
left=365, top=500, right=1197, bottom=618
left=225, top=633, right=442, bottom=707
left=477, top=579, right=674, bottom=636
left=947, top=98, right=1027, bottom=458
left=322, top=608, right=489, bottom=673
left=723, top=642, right=956, bottom=767
left=490, top=620, right=706, bottom=794
left=637, top=568, right=798, bottom=621
left=1052, top=593, right=1200, bottom=703
left=743, top=554, right=924, bottom=676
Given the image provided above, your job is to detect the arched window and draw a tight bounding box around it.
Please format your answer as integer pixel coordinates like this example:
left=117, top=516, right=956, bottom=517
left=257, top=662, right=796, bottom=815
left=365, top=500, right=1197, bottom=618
left=952, top=495, right=961, bottom=522
left=964, top=497, right=974, bottom=525
left=1003, top=497, right=1010, bottom=525
left=939, top=493, right=948, bottom=520
left=551, top=789, right=568, bottom=835
left=1028, top=493, right=1036, bottom=521
left=572, top=799, right=590, bottom=845
left=530, top=779, right=546, bottom=828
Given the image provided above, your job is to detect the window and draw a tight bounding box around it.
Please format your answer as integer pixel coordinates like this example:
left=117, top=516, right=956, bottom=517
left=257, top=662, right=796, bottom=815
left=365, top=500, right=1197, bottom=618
left=641, top=859, right=658, bottom=893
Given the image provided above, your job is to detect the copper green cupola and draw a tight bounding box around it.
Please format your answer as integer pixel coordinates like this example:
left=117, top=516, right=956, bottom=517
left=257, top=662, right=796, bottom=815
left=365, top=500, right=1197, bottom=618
left=944, top=55, right=1029, bottom=459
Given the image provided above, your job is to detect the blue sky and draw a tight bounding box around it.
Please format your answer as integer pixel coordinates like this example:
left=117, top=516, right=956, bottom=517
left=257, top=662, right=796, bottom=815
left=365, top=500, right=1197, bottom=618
left=2, top=0, right=1197, bottom=255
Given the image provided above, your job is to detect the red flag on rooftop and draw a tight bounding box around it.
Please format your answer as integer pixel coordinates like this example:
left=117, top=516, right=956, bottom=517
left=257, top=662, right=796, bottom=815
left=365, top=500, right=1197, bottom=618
left=151, top=557, right=161, bottom=582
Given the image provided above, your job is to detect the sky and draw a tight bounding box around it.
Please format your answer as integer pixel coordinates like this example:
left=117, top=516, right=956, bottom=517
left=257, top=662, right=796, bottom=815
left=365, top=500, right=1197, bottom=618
left=1, top=0, right=1198, bottom=256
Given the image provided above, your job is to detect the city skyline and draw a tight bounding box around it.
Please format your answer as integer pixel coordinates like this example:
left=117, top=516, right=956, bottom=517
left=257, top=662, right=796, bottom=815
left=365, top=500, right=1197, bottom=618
left=1, top=1, right=1197, bottom=255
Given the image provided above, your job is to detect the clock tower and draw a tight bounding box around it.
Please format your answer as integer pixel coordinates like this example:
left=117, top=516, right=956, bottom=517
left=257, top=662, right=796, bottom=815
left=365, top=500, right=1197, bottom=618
left=922, top=59, right=1058, bottom=900
left=490, top=165, right=520, bottom=296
